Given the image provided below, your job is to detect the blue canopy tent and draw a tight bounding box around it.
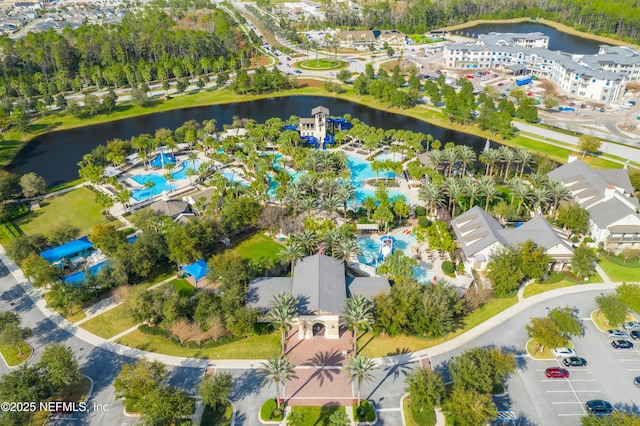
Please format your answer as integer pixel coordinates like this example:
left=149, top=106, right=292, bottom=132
left=61, top=261, right=109, bottom=286
left=183, top=259, right=208, bottom=284
left=40, top=236, right=94, bottom=263
left=150, top=152, right=177, bottom=168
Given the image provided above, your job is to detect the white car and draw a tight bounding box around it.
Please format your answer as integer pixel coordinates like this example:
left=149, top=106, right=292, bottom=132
left=552, top=347, right=576, bottom=358
left=607, top=329, right=629, bottom=339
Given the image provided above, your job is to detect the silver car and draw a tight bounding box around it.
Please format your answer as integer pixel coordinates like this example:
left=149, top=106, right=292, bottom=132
left=623, top=322, right=640, bottom=331
left=607, top=329, right=629, bottom=339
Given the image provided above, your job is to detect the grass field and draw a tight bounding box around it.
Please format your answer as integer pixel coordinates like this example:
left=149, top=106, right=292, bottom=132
left=234, top=233, right=283, bottom=261
left=526, top=338, right=556, bottom=360
left=166, top=278, right=196, bottom=297
left=403, top=395, right=436, bottom=426
left=591, top=310, right=636, bottom=331
left=297, top=59, right=348, bottom=70
left=597, top=255, right=640, bottom=282
left=0, top=341, right=32, bottom=367
left=116, top=329, right=279, bottom=359
left=201, top=402, right=233, bottom=426
left=289, top=406, right=345, bottom=426
left=360, top=294, right=518, bottom=357
left=522, top=272, right=604, bottom=298
left=13, top=187, right=106, bottom=237
left=79, top=304, right=138, bottom=339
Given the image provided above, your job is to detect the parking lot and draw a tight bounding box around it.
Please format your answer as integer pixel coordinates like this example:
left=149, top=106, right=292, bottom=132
left=505, top=320, right=640, bottom=425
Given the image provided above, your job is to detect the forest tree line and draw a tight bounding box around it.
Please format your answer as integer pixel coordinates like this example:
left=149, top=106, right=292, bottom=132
left=0, top=7, right=250, bottom=102
left=316, top=0, right=640, bottom=43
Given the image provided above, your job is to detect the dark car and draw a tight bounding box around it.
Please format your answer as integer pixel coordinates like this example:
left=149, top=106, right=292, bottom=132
left=612, top=340, right=634, bottom=349
left=632, top=331, right=640, bottom=340
left=585, top=400, right=613, bottom=415
left=545, top=367, right=569, bottom=379
left=563, top=357, right=587, bottom=367
left=600, top=107, right=606, bottom=112
left=635, top=377, right=640, bottom=388
left=293, top=70, right=302, bottom=74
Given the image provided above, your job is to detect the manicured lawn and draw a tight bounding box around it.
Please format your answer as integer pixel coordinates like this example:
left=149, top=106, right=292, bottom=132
left=522, top=272, right=604, bottom=298
left=297, top=59, right=348, bottom=70
left=290, top=406, right=345, bottom=426
left=0, top=341, right=32, bottom=367
left=260, top=399, right=283, bottom=422
left=234, top=233, right=283, bottom=261
left=116, top=329, right=279, bottom=359
left=42, top=291, right=87, bottom=322
left=361, top=295, right=518, bottom=357
left=597, top=256, right=640, bottom=282
left=591, top=310, right=636, bottom=331
left=403, top=395, right=436, bottom=426
left=201, top=402, right=233, bottom=426
left=79, top=304, right=138, bottom=339
left=526, top=338, right=555, bottom=360
left=13, top=187, right=106, bottom=237
left=166, top=278, right=196, bottom=297
left=140, top=263, right=177, bottom=288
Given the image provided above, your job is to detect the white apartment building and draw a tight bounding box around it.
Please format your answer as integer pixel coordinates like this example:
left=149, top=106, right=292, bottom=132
left=477, top=32, right=549, bottom=49
left=443, top=36, right=628, bottom=102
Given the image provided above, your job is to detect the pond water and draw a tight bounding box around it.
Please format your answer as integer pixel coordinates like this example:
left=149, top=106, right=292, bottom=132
left=456, top=21, right=604, bottom=54
left=7, top=96, right=493, bottom=187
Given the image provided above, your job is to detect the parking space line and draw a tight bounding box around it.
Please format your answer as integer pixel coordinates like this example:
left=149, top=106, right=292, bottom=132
left=552, top=402, right=583, bottom=404
left=558, top=413, right=584, bottom=416
left=626, top=368, right=640, bottom=371
left=546, top=390, right=601, bottom=393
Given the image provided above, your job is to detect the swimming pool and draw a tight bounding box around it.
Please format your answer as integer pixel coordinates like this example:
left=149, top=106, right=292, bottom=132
left=347, top=155, right=396, bottom=182
left=356, top=230, right=435, bottom=284
left=131, top=160, right=201, bottom=201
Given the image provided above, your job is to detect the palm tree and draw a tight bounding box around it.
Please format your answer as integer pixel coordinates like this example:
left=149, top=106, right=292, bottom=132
left=429, top=149, right=443, bottom=173
left=267, top=293, right=298, bottom=356
left=462, top=176, right=481, bottom=209
left=258, top=355, right=296, bottom=411
left=322, top=194, right=341, bottom=220
left=323, top=228, right=342, bottom=257
left=344, top=355, right=377, bottom=405
left=499, top=146, right=516, bottom=179
left=292, top=229, right=318, bottom=256
left=515, top=147, right=534, bottom=177
left=508, top=178, right=530, bottom=215
left=278, top=241, right=304, bottom=274
left=478, top=177, right=499, bottom=211
left=418, top=182, right=445, bottom=219
left=457, top=145, right=476, bottom=176
left=285, top=183, right=304, bottom=218
left=527, top=172, right=548, bottom=189
left=479, top=148, right=501, bottom=177
left=547, top=179, right=570, bottom=215
left=335, top=238, right=362, bottom=266
left=443, top=146, right=459, bottom=178
left=188, top=151, right=199, bottom=169
left=336, top=182, right=356, bottom=218
left=531, top=187, right=551, bottom=216
left=362, top=196, right=376, bottom=220
left=298, top=197, right=317, bottom=219
left=144, top=180, right=156, bottom=198
left=116, top=189, right=132, bottom=211
left=341, top=295, right=373, bottom=354
left=444, top=177, right=464, bottom=217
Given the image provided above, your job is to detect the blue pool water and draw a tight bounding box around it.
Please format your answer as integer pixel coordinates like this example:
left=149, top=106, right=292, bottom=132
left=131, top=160, right=201, bottom=201
left=61, top=261, right=109, bottom=286
left=219, top=169, right=249, bottom=186
left=347, top=155, right=396, bottom=182
left=357, top=230, right=436, bottom=284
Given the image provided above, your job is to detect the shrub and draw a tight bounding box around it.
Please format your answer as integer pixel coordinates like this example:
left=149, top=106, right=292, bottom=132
left=442, top=260, right=455, bottom=274
left=571, top=236, right=580, bottom=243
left=355, top=400, right=376, bottom=422
left=540, top=271, right=563, bottom=284
left=456, top=262, right=465, bottom=274
left=418, top=216, right=430, bottom=228
left=583, top=237, right=594, bottom=243
left=260, top=399, right=283, bottom=422
left=414, top=206, right=426, bottom=216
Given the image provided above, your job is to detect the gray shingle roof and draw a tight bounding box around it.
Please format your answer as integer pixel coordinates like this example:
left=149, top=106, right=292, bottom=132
left=450, top=206, right=506, bottom=258
left=291, top=254, right=346, bottom=315
left=588, top=197, right=634, bottom=227
left=246, top=277, right=293, bottom=311
left=148, top=200, right=188, bottom=218
left=499, top=216, right=573, bottom=254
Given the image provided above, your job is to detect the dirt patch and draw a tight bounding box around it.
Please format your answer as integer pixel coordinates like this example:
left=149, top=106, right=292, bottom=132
left=296, top=78, right=324, bottom=88
left=626, top=82, right=640, bottom=94
left=254, top=55, right=271, bottom=67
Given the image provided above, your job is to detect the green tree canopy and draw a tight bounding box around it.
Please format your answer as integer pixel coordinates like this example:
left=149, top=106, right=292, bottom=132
left=555, top=202, right=590, bottom=235
left=404, top=367, right=445, bottom=411
left=526, top=316, right=567, bottom=351
left=38, top=344, right=81, bottom=393
left=596, top=293, right=628, bottom=327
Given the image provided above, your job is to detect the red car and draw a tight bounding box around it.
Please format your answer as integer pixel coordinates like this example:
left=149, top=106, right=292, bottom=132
left=545, top=367, right=569, bottom=379
left=466, top=75, right=474, bottom=79
left=497, top=82, right=504, bottom=86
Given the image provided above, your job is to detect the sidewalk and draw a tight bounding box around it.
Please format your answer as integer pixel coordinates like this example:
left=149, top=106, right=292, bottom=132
left=0, top=244, right=622, bottom=370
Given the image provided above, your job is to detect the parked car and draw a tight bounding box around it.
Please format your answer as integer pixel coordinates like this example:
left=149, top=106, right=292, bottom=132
left=629, top=100, right=637, bottom=106
left=466, top=75, right=474, bottom=79
left=635, top=377, right=640, bottom=388
left=585, top=400, right=613, bottom=415
left=631, top=331, right=640, bottom=340
left=545, top=367, right=569, bottom=378
left=612, top=340, right=634, bottom=349
left=497, top=82, right=505, bottom=86
left=580, top=104, right=587, bottom=108
left=623, top=322, right=640, bottom=331
left=563, top=357, right=588, bottom=367
left=552, top=347, right=576, bottom=357
left=607, top=329, right=629, bottom=339
left=600, top=107, right=606, bottom=112
left=294, top=70, right=302, bottom=74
